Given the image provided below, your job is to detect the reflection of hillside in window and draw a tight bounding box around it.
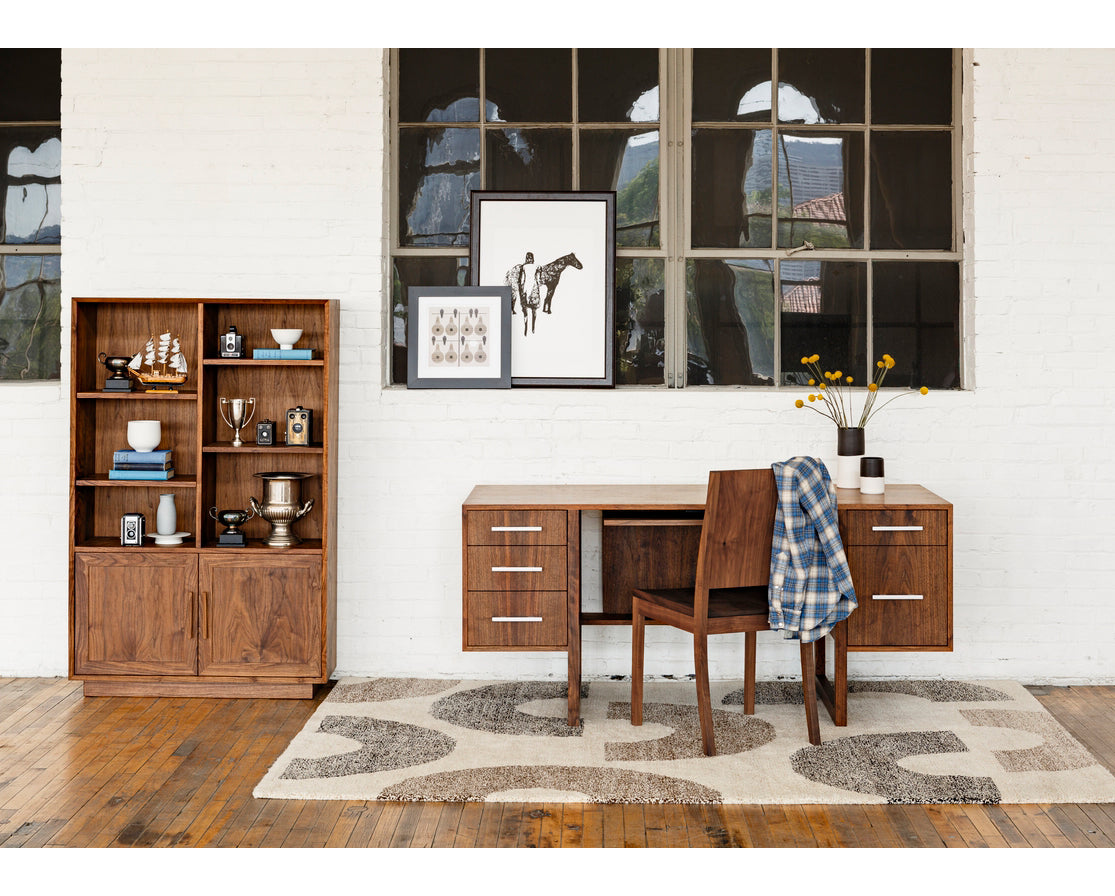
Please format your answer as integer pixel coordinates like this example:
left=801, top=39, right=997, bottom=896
left=582, top=130, right=659, bottom=248
left=399, top=128, right=479, bottom=247
left=3, top=135, right=60, bottom=244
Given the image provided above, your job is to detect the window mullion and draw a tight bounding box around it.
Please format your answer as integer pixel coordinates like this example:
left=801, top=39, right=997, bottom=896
left=664, top=48, right=688, bottom=388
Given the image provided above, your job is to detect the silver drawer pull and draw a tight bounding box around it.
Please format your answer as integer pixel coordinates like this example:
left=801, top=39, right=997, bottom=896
left=872, top=525, right=924, bottom=532
left=491, top=566, right=543, bottom=573
left=872, top=594, right=924, bottom=601
left=492, top=616, right=543, bottom=623
left=491, top=525, right=543, bottom=532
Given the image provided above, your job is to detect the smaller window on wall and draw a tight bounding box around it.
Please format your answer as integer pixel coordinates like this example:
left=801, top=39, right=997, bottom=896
left=0, top=48, right=61, bottom=382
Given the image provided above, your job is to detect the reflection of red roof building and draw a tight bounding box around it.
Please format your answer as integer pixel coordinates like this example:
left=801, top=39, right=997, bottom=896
left=782, top=283, right=821, bottom=313
left=792, top=192, right=846, bottom=224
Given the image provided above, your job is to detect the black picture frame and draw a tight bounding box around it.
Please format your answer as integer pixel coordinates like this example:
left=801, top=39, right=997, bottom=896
left=406, top=286, right=512, bottom=389
left=470, top=190, right=616, bottom=387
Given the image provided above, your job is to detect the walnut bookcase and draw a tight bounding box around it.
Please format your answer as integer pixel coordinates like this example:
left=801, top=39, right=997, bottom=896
left=69, top=297, right=338, bottom=698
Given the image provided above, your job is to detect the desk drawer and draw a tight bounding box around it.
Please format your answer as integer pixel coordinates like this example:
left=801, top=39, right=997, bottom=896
left=466, top=545, right=567, bottom=591
left=841, top=509, right=947, bottom=547
left=465, top=591, right=567, bottom=649
left=466, top=510, right=567, bottom=546
left=846, top=545, right=949, bottom=648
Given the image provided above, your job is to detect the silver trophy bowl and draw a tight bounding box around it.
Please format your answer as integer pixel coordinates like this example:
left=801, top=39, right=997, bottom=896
left=250, top=471, right=315, bottom=548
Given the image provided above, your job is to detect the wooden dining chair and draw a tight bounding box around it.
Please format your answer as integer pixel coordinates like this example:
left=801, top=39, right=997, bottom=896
left=630, top=468, right=821, bottom=754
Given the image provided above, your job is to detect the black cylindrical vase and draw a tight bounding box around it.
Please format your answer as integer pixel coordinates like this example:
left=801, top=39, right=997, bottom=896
left=835, top=426, right=865, bottom=489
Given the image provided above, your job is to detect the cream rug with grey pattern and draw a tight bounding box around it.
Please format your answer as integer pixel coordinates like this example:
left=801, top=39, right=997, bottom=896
left=253, top=678, right=1115, bottom=804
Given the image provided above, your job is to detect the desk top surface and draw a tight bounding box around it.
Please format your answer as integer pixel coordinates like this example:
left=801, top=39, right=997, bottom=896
left=464, top=482, right=950, bottom=511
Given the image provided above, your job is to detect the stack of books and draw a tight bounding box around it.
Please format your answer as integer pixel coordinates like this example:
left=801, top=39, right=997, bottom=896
left=108, top=448, right=175, bottom=480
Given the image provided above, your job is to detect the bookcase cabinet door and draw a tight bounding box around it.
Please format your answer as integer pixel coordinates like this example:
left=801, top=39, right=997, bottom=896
left=197, top=555, right=322, bottom=678
left=73, top=553, right=199, bottom=676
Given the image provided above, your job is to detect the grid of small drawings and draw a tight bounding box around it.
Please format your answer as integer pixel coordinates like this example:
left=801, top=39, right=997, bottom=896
left=426, top=306, right=491, bottom=368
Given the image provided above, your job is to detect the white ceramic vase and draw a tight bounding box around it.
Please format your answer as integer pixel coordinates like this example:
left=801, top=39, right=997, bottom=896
left=156, top=493, right=177, bottom=535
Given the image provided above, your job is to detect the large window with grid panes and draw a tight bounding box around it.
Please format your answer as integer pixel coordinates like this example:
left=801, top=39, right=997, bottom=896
left=389, top=48, right=960, bottom=390
left=0, top=49, right=61, bottom=381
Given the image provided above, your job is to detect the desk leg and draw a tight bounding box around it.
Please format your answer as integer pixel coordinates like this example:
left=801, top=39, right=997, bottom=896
left=814, top=619, right=848, bottom=727
left=567, top=509, right=582, bottom=726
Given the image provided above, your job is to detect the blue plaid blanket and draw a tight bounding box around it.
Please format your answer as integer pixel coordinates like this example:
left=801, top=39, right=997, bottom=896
left=768, top=456, right=857, bottom=643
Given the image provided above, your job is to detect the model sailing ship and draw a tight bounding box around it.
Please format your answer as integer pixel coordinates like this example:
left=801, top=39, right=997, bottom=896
left=128, top=332, right=188, bottom=389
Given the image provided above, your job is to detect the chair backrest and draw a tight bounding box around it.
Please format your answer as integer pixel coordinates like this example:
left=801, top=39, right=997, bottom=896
left=695, top=468, right=777, bottom=592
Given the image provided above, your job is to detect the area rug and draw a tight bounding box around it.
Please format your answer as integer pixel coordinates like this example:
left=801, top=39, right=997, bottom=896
left=253, top=678, right=1115, bottom=804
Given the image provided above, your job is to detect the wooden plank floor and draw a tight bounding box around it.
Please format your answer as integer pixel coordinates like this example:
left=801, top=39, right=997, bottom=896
left=1, top=678, right=1113, bottom=848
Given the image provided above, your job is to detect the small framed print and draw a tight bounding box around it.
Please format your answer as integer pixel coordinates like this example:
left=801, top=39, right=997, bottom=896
left=406, top=286, right=512, bottom=389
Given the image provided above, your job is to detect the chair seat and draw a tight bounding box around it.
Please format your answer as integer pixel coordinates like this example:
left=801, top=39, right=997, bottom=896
left=633, top=586, right=770, bottom=621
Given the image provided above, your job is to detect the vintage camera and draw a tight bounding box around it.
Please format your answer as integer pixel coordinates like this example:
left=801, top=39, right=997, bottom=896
left=219, top=325, right=245, bottom=359
left=120, top=513, right=146, bottom=546
left=256, top=419, right=276, bottom=446
left=285, top=406, right=313, bottom=446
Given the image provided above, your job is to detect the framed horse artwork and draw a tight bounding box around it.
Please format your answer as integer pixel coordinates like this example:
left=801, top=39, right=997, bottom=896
left=470, top=190, right=616, bottom=387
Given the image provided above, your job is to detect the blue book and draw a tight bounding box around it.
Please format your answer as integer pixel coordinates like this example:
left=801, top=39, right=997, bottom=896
left=113, top=448, right=172, bottom=464
left=252, top=348, right=313, bottom=360
left=108, top=468, right=175, bottom=481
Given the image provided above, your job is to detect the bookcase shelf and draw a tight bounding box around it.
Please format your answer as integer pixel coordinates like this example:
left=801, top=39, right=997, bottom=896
left=69, top=297, right=338, bottom=699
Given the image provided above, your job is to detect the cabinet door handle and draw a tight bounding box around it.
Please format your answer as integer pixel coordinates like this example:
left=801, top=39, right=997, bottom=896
left=872, top=525, right=923, bottom=532
left=201, top=591, right=210, bottom=638
left=491, top=616, right=543, bottom=623
left=491, top=525, right=543, bottom=532
left=491, top=566, right=543, bottom=573
left=188, top=591, right=196, bottom=635
left=872, top=594, right=924, bottom=601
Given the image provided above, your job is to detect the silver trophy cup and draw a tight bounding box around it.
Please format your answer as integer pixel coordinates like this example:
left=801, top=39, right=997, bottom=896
left=250, top=472, right=315, bottom=548
left=219, top=397, right=256, bottom=447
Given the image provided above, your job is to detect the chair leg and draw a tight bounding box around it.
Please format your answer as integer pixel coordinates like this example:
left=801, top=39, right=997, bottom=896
left=631, top=605, right=645, bottom=727
left=743, top=631, right=757, bottom=715
left=694, top=632, right=716, bottom=756
left=799, top=640, right=821, bottom=746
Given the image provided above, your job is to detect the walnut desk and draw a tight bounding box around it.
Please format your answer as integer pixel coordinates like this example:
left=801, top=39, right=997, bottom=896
left=462, top=483, right=952, bottom=727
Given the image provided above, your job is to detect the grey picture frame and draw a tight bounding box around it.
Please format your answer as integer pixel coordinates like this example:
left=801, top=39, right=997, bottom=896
left=406, top=285, right=512, bottom=389
left=470, top=190, right=616, bottom=388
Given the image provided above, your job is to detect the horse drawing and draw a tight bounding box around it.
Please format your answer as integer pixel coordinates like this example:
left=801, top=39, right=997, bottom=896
left=519, top=252, right=583, bottom=336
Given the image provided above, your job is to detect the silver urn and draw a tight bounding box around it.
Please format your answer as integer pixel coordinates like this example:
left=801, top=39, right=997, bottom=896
left=250, top=471, right=315, bottom=548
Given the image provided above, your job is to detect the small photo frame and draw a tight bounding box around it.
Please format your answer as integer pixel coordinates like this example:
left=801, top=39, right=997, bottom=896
left=470, top=190, right=616, bottom=388
left=406, top=286, right=512, bottom=389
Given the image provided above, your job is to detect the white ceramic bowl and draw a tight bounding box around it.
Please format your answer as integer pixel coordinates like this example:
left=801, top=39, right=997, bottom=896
left=127, top=419, right=162, bottom=453
left=270, top=328, right=303, bottom=350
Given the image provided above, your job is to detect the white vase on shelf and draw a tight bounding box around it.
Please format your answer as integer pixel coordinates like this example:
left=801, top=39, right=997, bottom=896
left=156, top=493, right=177, bottom=536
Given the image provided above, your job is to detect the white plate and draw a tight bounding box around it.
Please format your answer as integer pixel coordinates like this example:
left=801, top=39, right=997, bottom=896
left=147, top=531, right=190, bottom=545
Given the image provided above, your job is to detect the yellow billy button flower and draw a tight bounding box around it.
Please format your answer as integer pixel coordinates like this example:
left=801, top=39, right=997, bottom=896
left=808, top=394, right=817, bottom=402
left=868, top=382, right=878, bottom=392
left=795, top=399, right=804, bottom=408
left=920, top=386, right=929, bottom=395
left=801, top=356, right=809, bottom=364
left=810, top=354, right=819, bottom=363
left=845, top=376, right=853, bottom=384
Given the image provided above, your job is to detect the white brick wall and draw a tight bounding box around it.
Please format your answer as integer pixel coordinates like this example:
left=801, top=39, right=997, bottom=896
left=3, top=48, right=1112, bottom=685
